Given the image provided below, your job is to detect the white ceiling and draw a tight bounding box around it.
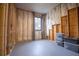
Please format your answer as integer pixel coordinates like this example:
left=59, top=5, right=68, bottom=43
left=16, top=3, right=59, bottom=14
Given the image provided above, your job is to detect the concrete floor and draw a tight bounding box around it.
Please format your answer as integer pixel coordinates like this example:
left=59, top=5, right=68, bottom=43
left=10, top=40, right=79, bottom=56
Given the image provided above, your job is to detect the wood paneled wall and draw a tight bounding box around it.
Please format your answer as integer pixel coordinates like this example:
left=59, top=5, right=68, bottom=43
left=0, top=3, right=8, bottom=56
left=0, top=3, right=17, bottom=55
left=0, top=4, right=3, bottom=55
left=7, top=4, right=17, bottom=54
left=49, top=29, right=54, bottom=40
left=61, top=7, right=79, bottom=39
left=53, top=24, right=60, bottom=40
left=68, top=7, right=79, bottom=38
left=23, top=11, right=28, bottom=40
left=49, top=24, right=60, bottom=40
left=61, top=16, right=69, bottom=37
left=17, top=9, right=23, bottom=41
left=42, top=14, right=47, bottom=39
left=35, top=31, right=42, bottom=40
left=46, top=3, right=79, bottom=40
left=17, top=9, right=33, bottom=41
left=0, top=4, right=34, bottom=55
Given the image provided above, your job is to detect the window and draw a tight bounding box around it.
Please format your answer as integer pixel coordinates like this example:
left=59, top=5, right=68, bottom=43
left=35, top=17, right=41, bottom=30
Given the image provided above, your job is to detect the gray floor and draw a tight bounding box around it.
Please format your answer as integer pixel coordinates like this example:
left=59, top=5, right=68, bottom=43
left=10, top=40, right=79, bottom=56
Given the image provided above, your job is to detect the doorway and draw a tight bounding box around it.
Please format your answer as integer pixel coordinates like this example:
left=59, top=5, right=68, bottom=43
left=34, top=17, right=42, bottom=40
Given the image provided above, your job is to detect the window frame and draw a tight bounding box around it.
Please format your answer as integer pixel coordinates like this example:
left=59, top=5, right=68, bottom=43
left=34, top=17, right=42, bottom=31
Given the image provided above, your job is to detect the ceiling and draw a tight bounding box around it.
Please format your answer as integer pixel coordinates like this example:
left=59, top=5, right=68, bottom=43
left=16, top=3, right=59, bottom=14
